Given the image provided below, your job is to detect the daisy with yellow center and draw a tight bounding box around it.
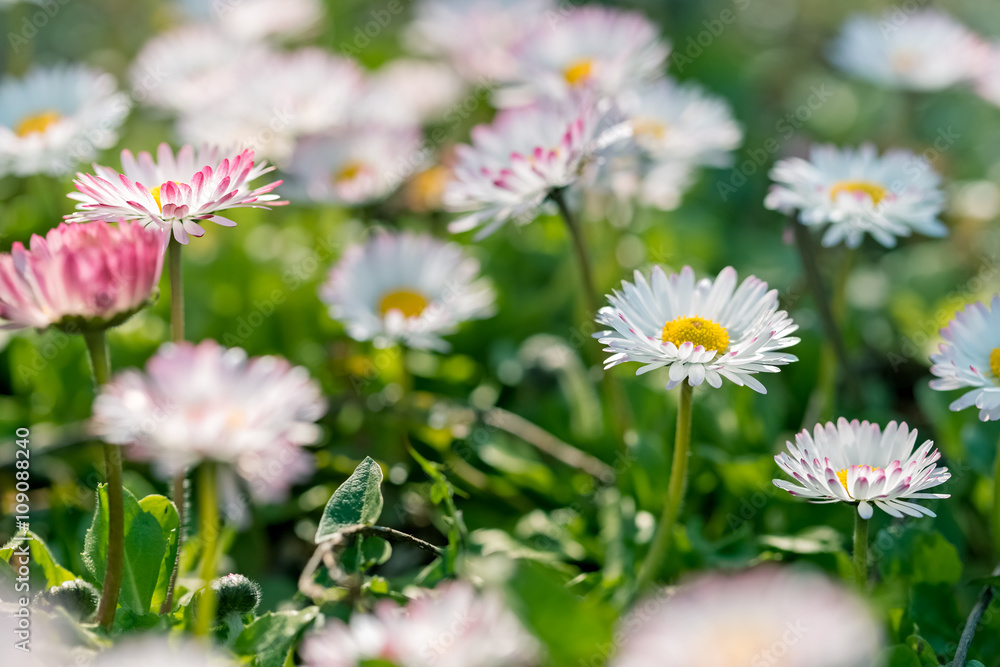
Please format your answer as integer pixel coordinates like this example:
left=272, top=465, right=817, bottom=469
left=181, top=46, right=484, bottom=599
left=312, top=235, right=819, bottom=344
left=320, top=231, right=495, bottom=352
left=15, top=110, right=61, bottom=137
left=563, top=59, right=595, bottom=86
left=930, top=296, right=1000, bottom=422
left=765, top=143, right=947, bottom=248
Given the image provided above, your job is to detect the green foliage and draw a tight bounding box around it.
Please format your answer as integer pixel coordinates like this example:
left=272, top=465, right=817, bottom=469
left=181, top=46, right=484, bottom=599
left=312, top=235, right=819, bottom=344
left=233, top=608, right=320, bottom=667
left=315, top=457, right=384, bottom=542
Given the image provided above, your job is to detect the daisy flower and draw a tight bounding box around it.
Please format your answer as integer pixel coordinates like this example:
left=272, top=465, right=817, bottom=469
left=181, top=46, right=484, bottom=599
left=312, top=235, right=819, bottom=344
left=929, top=296, right=1000, bottom=421
left=65, top=143, right=285, bottom=244
left=500, top=6, right=668, bottom=106
left=320, top=231, right=495, bottom=352
left=176, top=0, right=324, bottom=43
left=595, top=266, right=799, bottom=393
left=0, top=64, right=128, bottom=176
left=176, top=48, right=364, bottom=164
left=0, top=221, right=163, bottom=332
left=612, top=568, right=881, bottom=667
left=92, top=340, right=327, bottom=501
left=973, top=42, right=1000, bottom=108
left=773, top=418, right=951, bottom=519
left=445, top=96, right=628, bottom=238
left=829, top=10, right=984, bottom=91
left=301, top=582, right=539, bottom=667
left=286, top=125, right=424, bottom=206
left=404, top=0, right=554, bottom=82
left=358, top=59, right=466, bottom=127
left=764, top=143, right=947, bottom=248
left=618, top=78, right=742, bottom=167
left=92, top=637, right=236, bottom=667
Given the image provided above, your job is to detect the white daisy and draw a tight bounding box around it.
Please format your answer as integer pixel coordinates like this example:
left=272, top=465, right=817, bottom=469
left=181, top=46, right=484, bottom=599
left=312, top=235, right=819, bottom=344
left=0, top=64, right=128, bottom=176
left=612, top=567, right=882, bottom=667
left=301, top=582, right=539, bottom=667
left=445, top=96, right=628, bottom=238
left=358, top=59, right=466, bottom=127
left=829, top=9, right=984, bottom=91
left=176, top=0, right=324, bottom=42
left=176, top=48, right=364, bottom=165
left=286, top=125, right=425, bottom=205
left=65, top=143, right=285, bottom=244
left=773, top=418, right=951, bottom=519
left=93, top=637, right=236, bottom=667
left=404, top=0, right=554, bottom=82
left=618, top=78, right=742, bottom=167
left=499, top=6, right=668, bottom=106
left=764, top=143, right=947, bottom=248
left=320, top=231, right=495, bottom=351
left=930, top=296, right=1000, bottom=421
left=595, top=266, right=799, bottom=393
left=973, top=42, right=1000, bottom=108
left=92, top=339, right=327, bottom=502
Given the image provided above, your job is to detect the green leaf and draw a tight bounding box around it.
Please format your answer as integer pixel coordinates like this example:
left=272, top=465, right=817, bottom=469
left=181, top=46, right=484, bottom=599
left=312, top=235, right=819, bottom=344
left=969, top=574, right=1000, bottom=588
left=340, top=535, right=392, bottom=574
left=82, top=485, right=111, bottom=585
left=28, top=532, right=77, bottom=588
left=878, top=645, right=921, bottom=667
left=315, top=457, right=383, bottom=542
left=903, top=635, right=938, bottom=667
left=138, top=495, right=180, bottom=611
left=234, top=607, right=319, bottom=667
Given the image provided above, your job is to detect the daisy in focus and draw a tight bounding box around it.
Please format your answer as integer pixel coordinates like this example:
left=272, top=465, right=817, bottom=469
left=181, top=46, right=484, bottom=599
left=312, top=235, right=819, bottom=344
left=773, top=418, right=950, bottom=519
left=286, top=125, right=424, bottom=205
left=764, top=143, right=947, bottom=248
left=0, top=221, right=163, bottom=332
left=445, top=97, right=628, bottom=238
left=929, top=296, right=1000, bottom=421
left=829, top=10, right=984, bottom=91
left=405, top=0, right=554, bottom=82
left=611, top=568, right=881, bottom=667
left=66, top=143, right=286, bottom=244
left=92, top=339, right=327, bottom=502
left=301, top=581, right=539, bottom=667
left=320, top=231, right=495, bottom=351
left=499, top=6, right=668, bottom=106
left=0, top=64, right=128, bottom=176
left=595, top=266, right=799, bottom=392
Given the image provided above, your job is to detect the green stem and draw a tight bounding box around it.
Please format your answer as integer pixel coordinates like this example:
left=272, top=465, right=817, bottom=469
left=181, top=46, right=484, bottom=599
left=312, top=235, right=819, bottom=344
left=854, top=510, right=869, bottom=589
left=953, top=562, right=1000, bottom=666
left=168, top=236, right=184, bottom=343
left=159, top=473, right=186, bottom=614
left=84, top=330, right=124, bottom=632
left=635, top=382, right=693, bottom=592
left=194, top=462, right=218, bottom=636
left=550, top=188, right=634, bottom=455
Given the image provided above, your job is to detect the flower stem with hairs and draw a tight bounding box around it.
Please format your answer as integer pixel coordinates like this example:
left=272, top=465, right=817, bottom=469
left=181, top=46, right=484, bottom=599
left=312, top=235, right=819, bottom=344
left=853, top=511, right=869, bottom=588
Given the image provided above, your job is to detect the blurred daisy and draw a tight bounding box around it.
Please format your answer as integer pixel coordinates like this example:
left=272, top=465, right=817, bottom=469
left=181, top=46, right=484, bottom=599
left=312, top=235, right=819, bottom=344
left=301, top=581, right=539, bottom=667
left=286, top=125, right=424, bottom=205
left=177, top=49, right=364, bottom=165
left=619, top=78, right=742, bottom=167
left=830, top=10, right=984, bottom=91
left=974, top=42, right=1000, bottom=107
left=130, top=25, right=260, bottom=115
left=175, top=0, right=323, bottom=42
left=66, top=143, right=285, bottom=244
left=764, top=143, right=947, bottom=248
left=612, top=568, right=881, bottom=667
left=93, top=637, right=235, bottom=667
left=595, top=266, right=799, bottom=393
left=358, top=59, right=466, bottom=126
left=445, top=97, right=628, bottom=238
left=320, top=231, right=495, bottom=351
left=0, top=221, right=163, bottom=331
left=92, top=340, right=327, bottom=502
left=930, top=296, right=1000, bottom=421
left=500, top=6, right=668, bottom=106
left=403, top=163, right=453, bottom=213
left=773, top=418, right=950, bottom=519
left=0, top=64, right=128, bottom=176
left=405, top=0, right=554, bottom=82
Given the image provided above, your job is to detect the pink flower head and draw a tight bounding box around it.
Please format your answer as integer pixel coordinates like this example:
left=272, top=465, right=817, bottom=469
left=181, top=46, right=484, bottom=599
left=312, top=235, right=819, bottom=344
left=66, top=143, right=286, bottom=245
left=92, top=340, right=327, bottom=502
left=0, top=221, right=164, bottom=332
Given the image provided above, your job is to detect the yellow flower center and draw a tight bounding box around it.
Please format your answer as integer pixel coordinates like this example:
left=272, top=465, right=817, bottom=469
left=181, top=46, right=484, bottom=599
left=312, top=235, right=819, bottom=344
left=334, top=161, right=365, bottom=184
left=990, top=346, right=1000, bottom=379
left=836, top=466, right=882, bottom=497
left=891, top=51, right=917, bottom=73
left=661, top=316, right=730, bottom=353
left=632, top=117, right=669, bottom=141
left=148, top=182, right=181, bottom=212
left=379, top=289, right=428, bottom=319
left=563, top=58, right=595, bottom=86
left=406, top=165, right=449, bottom=211
left=829, top=180, right=887, bottom=205
left=15, top=110, right=61, bottom=137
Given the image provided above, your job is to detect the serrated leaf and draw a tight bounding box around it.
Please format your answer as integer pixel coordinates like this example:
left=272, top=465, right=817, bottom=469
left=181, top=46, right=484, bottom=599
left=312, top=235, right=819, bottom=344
left=234, top=607, right=319, bottom=667
left=28, top=532, right=77, bottom=588
left=138, top=495, right=180, bottom=611
left=315, top=457, right=383, bottom=543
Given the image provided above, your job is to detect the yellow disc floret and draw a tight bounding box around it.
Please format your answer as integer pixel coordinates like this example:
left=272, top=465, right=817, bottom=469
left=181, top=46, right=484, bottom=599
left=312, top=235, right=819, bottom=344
left=990, top=345, right=1000, bottom=379
left=334, top=161, right=365, bottom=184
left=15, top=110, right=61, bottom=137
left=829, top=180, right=887, bottom=206
left=563, top=59, right=595, bottom=86
left=379, top=289, right=429, bottom=319
left=661, top=316, right=730, bottom=353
